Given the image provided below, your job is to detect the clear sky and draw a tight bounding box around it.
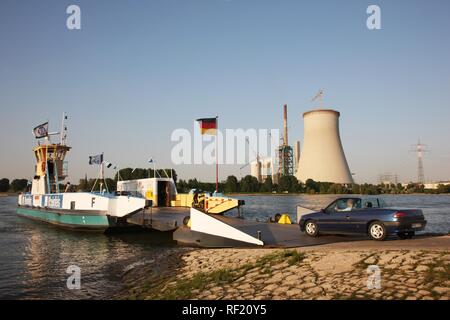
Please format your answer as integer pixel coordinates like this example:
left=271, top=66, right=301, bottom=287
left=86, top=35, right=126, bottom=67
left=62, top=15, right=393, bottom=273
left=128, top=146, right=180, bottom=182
left=0, top=0, right=449, bottom=184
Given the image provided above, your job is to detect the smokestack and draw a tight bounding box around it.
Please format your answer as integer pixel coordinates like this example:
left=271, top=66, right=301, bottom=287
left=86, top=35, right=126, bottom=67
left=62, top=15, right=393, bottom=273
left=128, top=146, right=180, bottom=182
left=283, top=104, right=288, bottom=146
left=294, top=140, right=301, bottom=171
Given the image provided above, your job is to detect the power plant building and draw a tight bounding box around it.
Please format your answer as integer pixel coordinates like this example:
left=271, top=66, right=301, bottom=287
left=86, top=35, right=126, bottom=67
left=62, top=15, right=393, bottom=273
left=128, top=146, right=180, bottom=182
left=250, top=160, right=262, bottom=183
left=250, top=158, right=275, bottom=183
left=248, top=102, right=353, bottom=185
left=261, top=158, right=275, bottom=182
left=295, top=109, right=353, bottom=184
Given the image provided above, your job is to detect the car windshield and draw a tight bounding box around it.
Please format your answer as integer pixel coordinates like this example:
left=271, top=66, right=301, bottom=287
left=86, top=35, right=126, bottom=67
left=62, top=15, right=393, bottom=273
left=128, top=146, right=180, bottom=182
left=325, top=197, right=388, bottom=213
left=327, top=198, right=362, bottom=212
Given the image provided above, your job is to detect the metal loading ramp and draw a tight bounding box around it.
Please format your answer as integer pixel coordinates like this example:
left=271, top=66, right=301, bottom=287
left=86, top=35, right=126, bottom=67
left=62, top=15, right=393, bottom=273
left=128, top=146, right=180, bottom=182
left=173, top=208, right=359, bottom=248
left=126, top=207, right=190, bottom=231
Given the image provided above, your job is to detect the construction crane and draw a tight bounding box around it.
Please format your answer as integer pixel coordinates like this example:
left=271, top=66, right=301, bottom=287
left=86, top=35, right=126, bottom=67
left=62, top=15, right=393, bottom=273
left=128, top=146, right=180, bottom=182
left=239, top=137, right=260, bottom=178
left=312, top=89, right=324, bottom=108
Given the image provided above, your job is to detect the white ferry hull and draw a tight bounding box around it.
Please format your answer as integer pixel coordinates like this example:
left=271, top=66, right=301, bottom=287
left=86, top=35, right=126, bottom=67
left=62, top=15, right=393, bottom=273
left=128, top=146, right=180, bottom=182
left=17, top=192, right=146, bottom=231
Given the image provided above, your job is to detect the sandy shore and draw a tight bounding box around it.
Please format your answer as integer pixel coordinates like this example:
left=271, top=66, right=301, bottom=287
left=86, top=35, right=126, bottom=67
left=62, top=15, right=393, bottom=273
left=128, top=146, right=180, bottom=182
left=120, top=235, right=449, bottom=300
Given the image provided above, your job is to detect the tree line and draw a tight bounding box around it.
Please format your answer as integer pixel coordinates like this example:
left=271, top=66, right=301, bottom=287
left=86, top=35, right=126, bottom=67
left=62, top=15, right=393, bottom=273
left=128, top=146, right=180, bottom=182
left=2, top=171, right=450, bottom=195
left=0, top=178, right=28, bottom=192
left=178, top=175, right=450, bottom=195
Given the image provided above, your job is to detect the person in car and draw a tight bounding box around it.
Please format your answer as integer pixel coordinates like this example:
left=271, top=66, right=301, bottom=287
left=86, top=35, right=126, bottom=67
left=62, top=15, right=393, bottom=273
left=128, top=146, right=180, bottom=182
left=337, top=198, right=355, bottom=212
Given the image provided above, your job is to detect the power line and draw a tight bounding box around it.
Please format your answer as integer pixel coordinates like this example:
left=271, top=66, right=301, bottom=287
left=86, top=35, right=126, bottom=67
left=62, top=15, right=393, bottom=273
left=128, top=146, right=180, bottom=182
left=410, top=139, right=430, bottom=184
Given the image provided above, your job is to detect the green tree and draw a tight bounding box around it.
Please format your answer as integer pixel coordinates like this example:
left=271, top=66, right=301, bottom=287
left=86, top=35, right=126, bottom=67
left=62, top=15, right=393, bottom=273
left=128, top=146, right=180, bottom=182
left=260, top=176, right=273, bottom=192
left=0, top=178, right=9, bottom=192
left=327, top=183, right=343, bottom=194
left=240, top=175, right=259, bottom=192
left=224, top=175, right=239, bottom=193
left=278, top=175, right=299, bottom=193
left=396, top=183, right=404, bottom=193
left=10, top=179, right=28, bottom=192
left=176, top=179, right=188, bottom=193
left=305, top=179, right=319, bottom=193
left=78, top=175, right=89, bottom=191
left=187, top=178, right=200, bottom=190
left=105, top=178, right=117, bottom=192
left=437, top=184, right=450, bottom=194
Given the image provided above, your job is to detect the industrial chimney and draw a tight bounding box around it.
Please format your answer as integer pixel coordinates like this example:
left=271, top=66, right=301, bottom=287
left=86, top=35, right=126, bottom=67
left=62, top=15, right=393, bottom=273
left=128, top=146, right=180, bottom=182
left=278, top=104, right=294, bottom=177
left=293, top=141, right=301, bottom=171
left=296, top=109, right=353, bottom=184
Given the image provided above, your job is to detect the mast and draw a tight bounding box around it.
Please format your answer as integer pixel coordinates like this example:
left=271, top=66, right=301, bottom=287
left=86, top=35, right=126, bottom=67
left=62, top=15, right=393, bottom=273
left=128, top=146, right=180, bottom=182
left=61, top=113, right=68, bottom=145
left=215, top=115, right=219, bottom=193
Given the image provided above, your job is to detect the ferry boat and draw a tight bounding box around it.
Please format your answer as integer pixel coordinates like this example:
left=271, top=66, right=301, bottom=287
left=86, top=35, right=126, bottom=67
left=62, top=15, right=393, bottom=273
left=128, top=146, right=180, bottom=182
left=17, top=117, right=147, bottom=231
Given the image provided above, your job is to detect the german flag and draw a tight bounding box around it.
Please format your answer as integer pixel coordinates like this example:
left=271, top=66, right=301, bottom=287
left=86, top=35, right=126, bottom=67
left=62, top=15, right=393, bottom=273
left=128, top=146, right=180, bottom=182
left=196, top=117, right=217, bottom=135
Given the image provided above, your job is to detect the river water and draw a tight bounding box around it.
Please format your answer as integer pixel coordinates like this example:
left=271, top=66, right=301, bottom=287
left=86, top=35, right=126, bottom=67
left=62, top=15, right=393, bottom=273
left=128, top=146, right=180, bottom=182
left=233, top=194, right=450, bottom=234
left=0, top=194, right=448, bottom=299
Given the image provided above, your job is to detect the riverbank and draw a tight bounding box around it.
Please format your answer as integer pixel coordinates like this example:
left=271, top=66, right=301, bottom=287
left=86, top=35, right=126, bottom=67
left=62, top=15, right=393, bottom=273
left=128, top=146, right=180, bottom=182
left=119, top=235, right=450, bottom=300
left=0, top=193, right=16, bottom=197
left=226, top=193, right=450, bottom=196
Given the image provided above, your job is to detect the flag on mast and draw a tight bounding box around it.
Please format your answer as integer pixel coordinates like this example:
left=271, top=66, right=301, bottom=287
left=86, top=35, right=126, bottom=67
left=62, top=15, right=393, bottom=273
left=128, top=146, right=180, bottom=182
left=196, top=117, right=217, bottom=135
left=33, top=122, right=49, bottom=139
left=89, top=154, right=103, bottom=165
left=197, top=116, right=219, bottom=192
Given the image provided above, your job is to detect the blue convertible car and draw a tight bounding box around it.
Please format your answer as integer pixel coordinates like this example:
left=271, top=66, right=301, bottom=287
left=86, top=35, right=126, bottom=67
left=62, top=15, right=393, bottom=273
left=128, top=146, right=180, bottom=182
left=297, top=197, right=427, bottom=241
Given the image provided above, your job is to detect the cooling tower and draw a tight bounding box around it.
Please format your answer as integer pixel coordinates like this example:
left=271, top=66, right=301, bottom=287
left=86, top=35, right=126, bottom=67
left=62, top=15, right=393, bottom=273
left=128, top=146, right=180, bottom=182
left=261, top=158, right=273, bottom=182
left=296, top=109, right=353, bottom=184
left=250, top=160, right=262, bottom=182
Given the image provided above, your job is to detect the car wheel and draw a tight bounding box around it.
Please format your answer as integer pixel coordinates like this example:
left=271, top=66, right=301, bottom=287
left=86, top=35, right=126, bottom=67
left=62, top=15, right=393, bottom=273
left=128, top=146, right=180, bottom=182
left=304, top=220, right=319, bottom=237
left=397, top=231, right=415, bottom=239
left=368, top=221, right=387, bottom=241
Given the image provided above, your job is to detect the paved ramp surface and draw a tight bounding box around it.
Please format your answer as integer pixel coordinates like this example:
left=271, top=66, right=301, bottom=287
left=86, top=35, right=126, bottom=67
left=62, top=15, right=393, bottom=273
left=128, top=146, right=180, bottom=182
left=304, top=234, right=450, bottom=251
left=128, top=208, right=367, bottom=247
left=213, top=215, right=366, bottom=247
left=127, top=207, right=190, bottom=231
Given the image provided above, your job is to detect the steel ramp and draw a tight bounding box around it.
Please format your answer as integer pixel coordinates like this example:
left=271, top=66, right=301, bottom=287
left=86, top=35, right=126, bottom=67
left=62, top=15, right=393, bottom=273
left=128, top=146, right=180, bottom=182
left=173, top=208, right=363, bottom=248
left=126, top=207, right=190, bottom=231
